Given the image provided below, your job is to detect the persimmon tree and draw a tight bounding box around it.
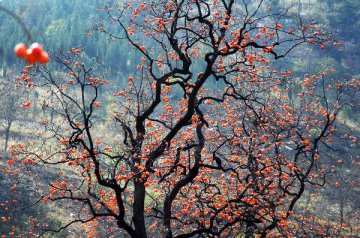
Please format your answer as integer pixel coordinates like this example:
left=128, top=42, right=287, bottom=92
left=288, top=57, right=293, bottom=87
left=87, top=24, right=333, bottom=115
left=2, top=0, right=360, bottom=238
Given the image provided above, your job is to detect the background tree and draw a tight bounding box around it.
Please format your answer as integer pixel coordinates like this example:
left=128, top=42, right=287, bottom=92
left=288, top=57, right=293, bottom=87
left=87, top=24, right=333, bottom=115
left=0, top=72, right=29, bottom=152
left=0, top=79, right=18, bottom=152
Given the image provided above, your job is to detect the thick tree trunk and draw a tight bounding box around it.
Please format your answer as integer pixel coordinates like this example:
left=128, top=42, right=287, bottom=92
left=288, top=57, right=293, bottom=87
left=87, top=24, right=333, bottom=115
left=245, top=223, right=255, bottom=238
left=133, top=182, right=147, bottom=238
left=163, top=196, right=173, bottom=238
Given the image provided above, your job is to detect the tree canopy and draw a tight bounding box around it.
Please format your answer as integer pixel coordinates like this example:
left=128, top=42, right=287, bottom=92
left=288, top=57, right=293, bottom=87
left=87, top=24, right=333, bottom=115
left=0, top=0, right=359, bottom=238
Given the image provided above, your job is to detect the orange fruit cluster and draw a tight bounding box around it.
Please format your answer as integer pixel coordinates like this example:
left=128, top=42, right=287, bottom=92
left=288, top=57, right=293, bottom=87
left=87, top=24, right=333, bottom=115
left=14, top=43, right=49, bottom=64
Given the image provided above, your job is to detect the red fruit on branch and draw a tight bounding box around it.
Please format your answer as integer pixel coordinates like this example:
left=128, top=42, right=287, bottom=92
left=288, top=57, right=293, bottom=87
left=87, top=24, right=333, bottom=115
left=25, top=50, right=37, bottom=64
left=26, top=43, right=43, bottom=63
left=21, top=102, right=31, bottom=108
left=14, top=43, right=28, bottom=58
left=39, top=52, right=49, bottom=64
left=28, top=43, right=43, bottom=56
left=14, top=42, right=50, bottom=64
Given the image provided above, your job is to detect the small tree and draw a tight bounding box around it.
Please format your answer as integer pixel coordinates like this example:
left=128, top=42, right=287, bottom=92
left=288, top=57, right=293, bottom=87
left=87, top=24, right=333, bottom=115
left=3, top=1, right=360, bottom=238
left=0, top=74, right=28, bottom=152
